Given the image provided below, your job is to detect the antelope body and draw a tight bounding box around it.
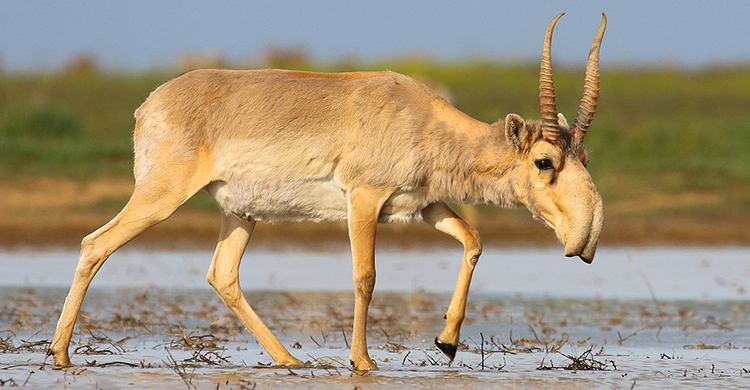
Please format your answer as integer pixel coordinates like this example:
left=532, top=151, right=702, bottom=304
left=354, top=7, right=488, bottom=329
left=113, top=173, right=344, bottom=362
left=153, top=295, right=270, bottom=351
left=49, top=14, right=606, bottom=370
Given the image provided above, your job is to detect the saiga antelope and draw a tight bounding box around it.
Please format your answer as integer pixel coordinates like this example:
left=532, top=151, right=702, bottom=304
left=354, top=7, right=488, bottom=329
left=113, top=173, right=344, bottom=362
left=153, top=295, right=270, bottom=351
left=48, top=13, right=606, bottom=370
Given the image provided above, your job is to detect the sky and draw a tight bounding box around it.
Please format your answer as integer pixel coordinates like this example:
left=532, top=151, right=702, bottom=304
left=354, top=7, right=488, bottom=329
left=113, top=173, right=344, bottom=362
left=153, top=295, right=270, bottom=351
left=2, top=0, right=750, bottom=72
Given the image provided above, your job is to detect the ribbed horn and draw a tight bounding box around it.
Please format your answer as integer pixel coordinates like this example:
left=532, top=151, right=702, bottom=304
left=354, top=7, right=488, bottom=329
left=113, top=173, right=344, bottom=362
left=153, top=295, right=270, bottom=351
left=539, top=13, right=564, bottom=143
left=570, top=13, right=607, bottom=142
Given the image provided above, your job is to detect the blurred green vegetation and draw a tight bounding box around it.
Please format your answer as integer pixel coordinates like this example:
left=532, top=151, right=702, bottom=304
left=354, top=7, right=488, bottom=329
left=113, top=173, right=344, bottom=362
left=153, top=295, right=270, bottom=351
left=0, top=72, right=169, bottom=177
left=1, top=61, right=748, bottom=216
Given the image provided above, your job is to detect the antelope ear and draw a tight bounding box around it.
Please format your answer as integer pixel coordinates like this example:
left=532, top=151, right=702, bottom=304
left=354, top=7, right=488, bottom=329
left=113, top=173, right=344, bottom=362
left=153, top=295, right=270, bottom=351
left=557, top=113, right=569, bottom=129
left=505, top=113, right=530, bottom=153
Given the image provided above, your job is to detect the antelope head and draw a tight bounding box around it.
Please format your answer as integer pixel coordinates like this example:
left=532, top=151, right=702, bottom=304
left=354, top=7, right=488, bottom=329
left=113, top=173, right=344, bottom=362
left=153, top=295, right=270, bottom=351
left=505, top=13, right=606, bottom=263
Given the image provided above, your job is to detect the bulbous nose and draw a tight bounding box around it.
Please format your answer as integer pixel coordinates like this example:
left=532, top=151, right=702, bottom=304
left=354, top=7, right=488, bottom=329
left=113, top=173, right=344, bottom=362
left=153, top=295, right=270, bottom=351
left=564, top=190, right=603, bottom=264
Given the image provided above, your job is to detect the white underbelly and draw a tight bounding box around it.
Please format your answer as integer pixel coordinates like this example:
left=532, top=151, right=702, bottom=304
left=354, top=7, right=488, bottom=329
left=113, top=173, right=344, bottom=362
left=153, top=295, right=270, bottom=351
left=205, top=179, right=432, bottom=224
left=206, top=178, right=348, bottom=222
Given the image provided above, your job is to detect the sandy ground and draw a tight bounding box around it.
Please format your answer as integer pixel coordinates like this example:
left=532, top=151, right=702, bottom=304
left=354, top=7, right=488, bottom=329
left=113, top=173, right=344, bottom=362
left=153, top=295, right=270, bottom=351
left=1, top=176, right=749, bottom=249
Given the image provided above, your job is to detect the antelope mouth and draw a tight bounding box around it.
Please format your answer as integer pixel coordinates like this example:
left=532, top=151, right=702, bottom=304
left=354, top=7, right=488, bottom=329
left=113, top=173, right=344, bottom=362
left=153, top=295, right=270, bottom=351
left=565, top=241, right=595, bottom=264
left=563, top=228, right=594, bottom=263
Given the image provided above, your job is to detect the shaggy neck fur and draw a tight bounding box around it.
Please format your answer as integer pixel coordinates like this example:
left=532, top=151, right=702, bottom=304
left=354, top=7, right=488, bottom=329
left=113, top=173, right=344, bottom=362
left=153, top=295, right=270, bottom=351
left=421, top=117, right=520, bottom=207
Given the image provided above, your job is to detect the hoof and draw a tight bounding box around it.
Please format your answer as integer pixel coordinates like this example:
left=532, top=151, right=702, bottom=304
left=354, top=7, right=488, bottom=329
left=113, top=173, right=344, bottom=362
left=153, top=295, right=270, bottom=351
left=48, top=350, right=72, bottom=370
left=350, top=358, right=378, bottom=371
left=278, top=357, right=306, bottom=369
left=435, top=337, right=457, bottom=362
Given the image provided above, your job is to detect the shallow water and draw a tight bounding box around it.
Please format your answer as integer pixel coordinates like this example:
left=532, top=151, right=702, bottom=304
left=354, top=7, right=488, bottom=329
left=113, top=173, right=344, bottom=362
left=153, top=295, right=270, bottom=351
left=1, top=246, right=750, bottom=389
left=5, top=246, right=750, bottom=299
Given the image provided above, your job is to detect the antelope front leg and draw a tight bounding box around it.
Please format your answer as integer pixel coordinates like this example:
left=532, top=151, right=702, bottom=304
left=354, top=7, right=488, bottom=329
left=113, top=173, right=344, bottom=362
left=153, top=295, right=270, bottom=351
left=422, top=202, right=482, bottom=362
left=347, top=186, right=393, bottom=371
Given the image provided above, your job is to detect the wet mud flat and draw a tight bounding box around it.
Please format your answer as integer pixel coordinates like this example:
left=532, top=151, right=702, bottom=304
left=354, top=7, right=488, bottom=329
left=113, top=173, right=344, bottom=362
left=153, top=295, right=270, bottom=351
left=2, top=286, right=750, bottom=389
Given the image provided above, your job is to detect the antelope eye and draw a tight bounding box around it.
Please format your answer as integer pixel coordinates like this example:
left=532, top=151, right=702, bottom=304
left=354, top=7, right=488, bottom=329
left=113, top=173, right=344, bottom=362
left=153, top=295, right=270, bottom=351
left=535, top=158, right=554, bottom=170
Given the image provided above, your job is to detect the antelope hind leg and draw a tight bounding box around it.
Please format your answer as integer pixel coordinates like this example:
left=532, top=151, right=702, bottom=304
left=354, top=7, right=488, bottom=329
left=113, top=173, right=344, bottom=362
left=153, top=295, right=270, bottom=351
left=422, top=202, right=482, bottom=362
left=206, top=214, right=304, bottom=368
left=48, top=185, right=188, bottom=368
